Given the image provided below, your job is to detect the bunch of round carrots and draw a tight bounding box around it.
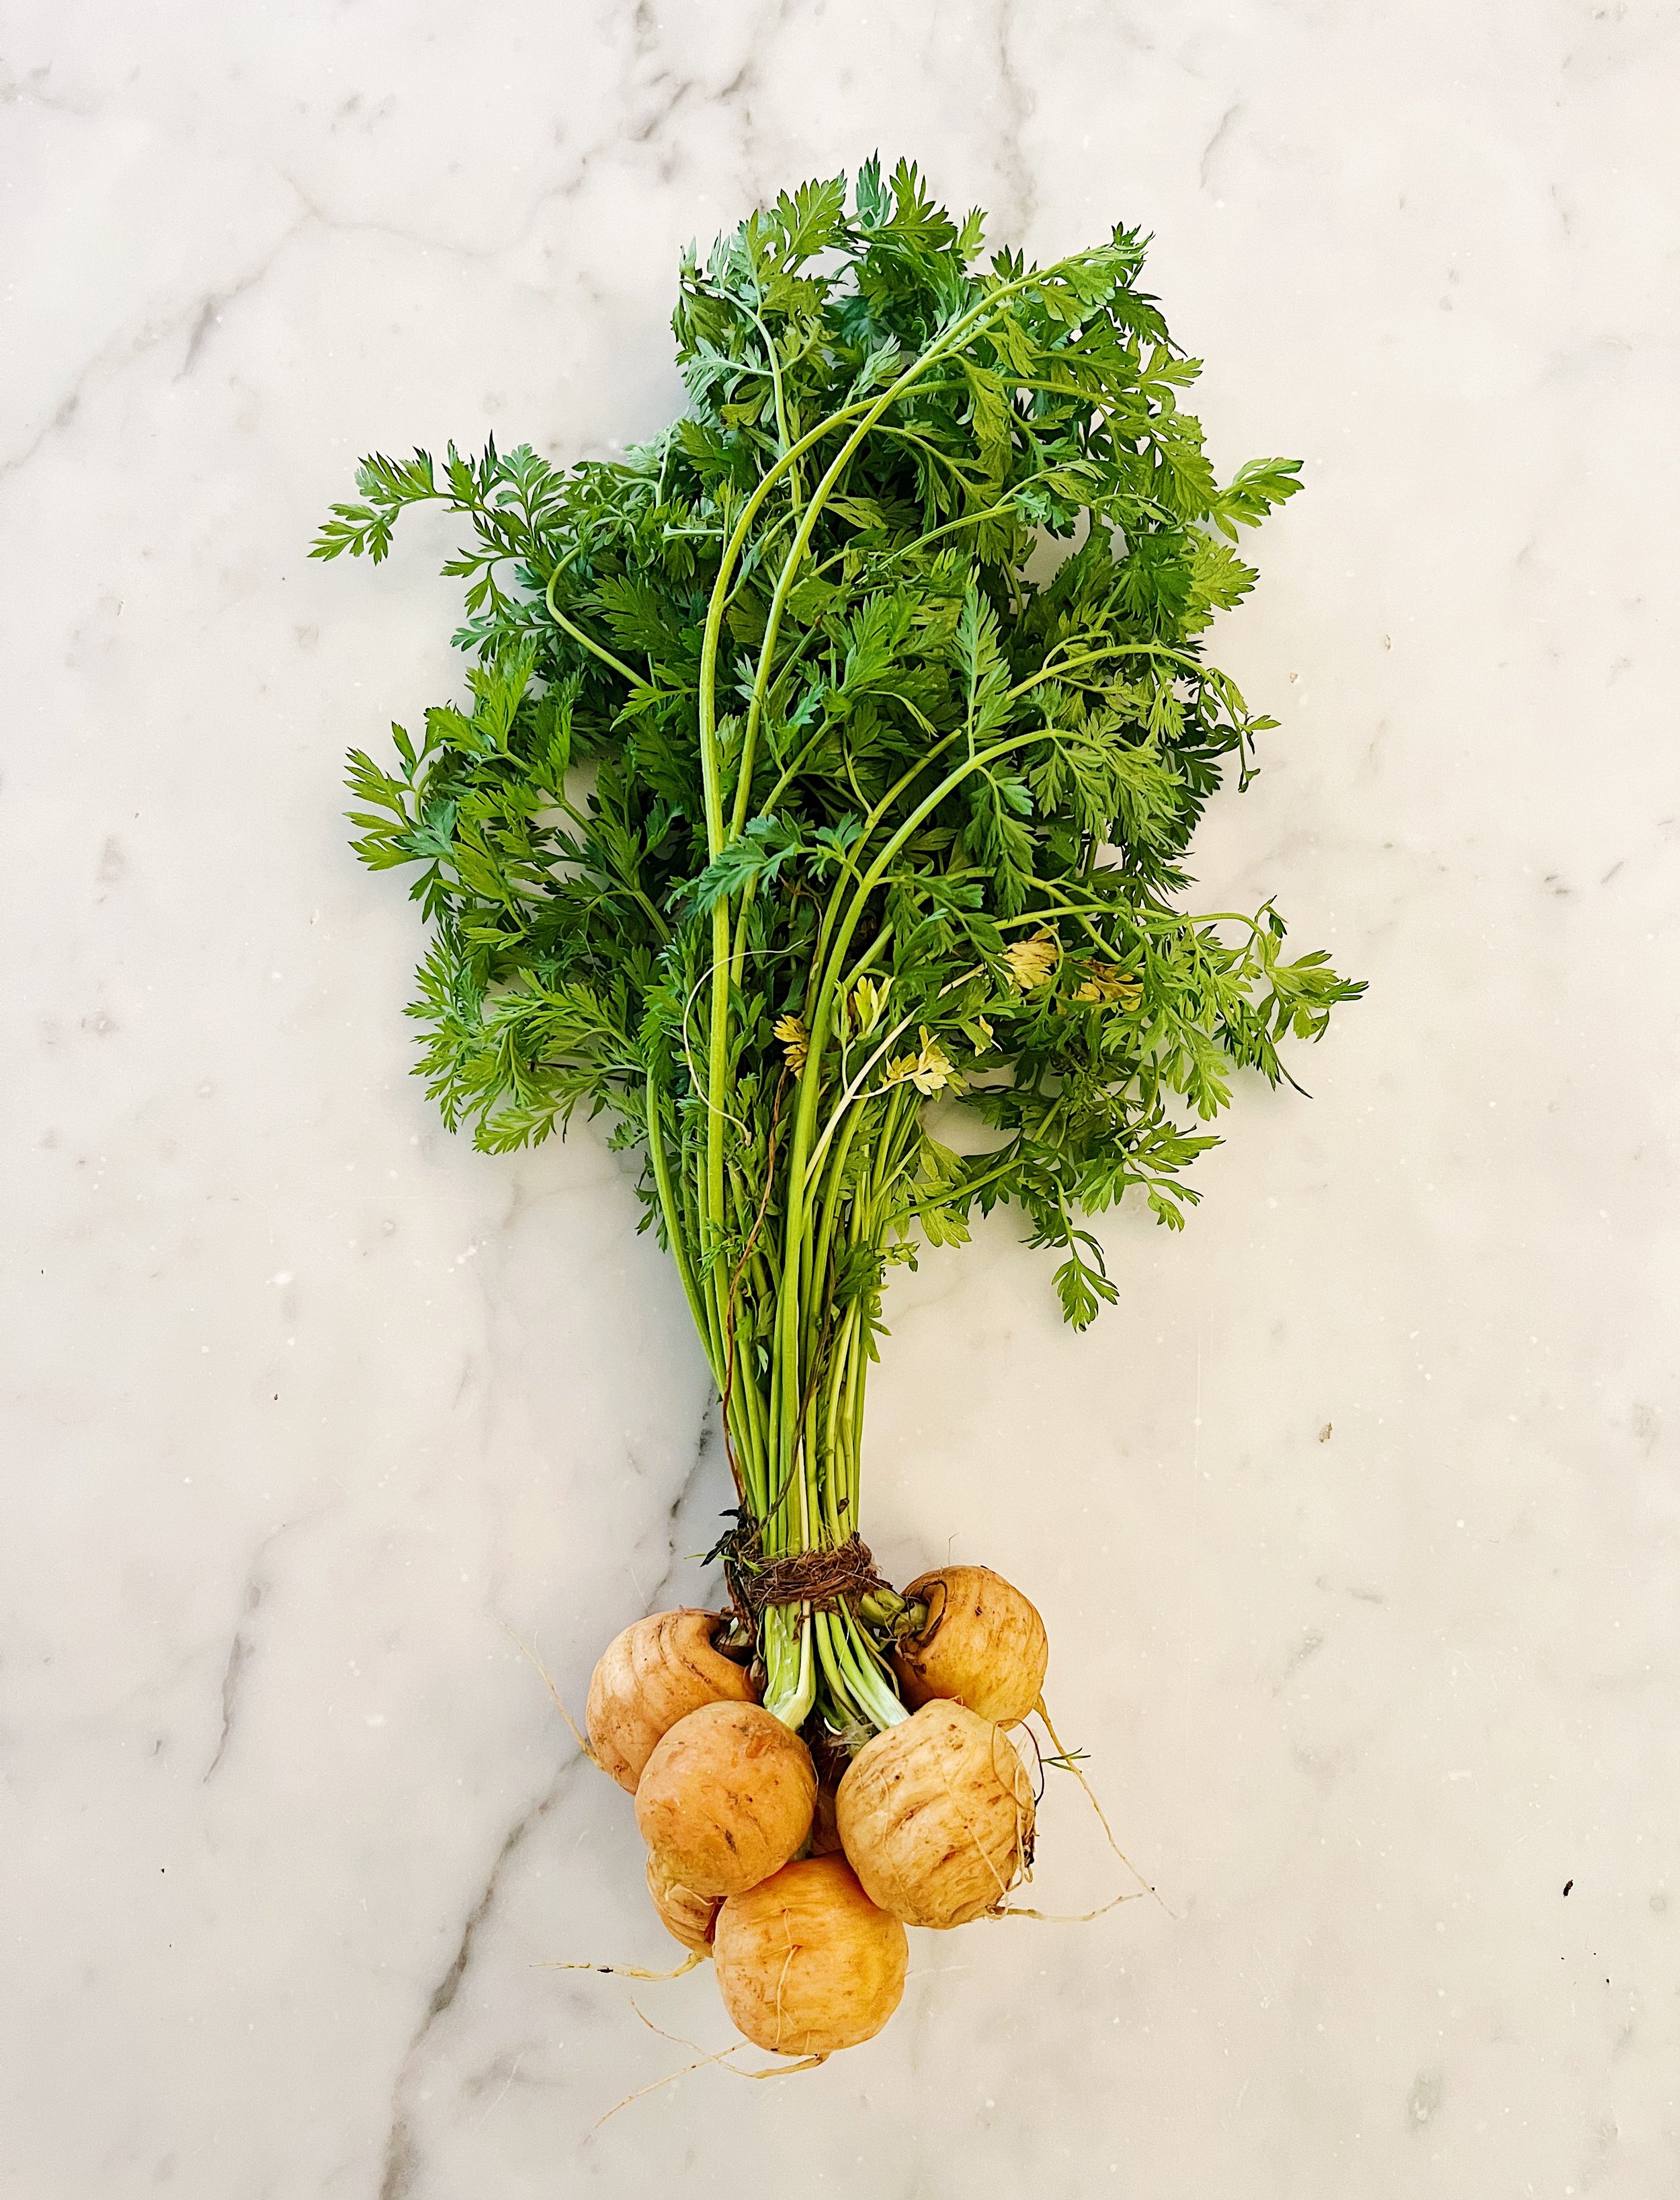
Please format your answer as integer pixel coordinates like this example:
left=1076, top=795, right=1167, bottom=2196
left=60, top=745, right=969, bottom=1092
left=587, top=1564, right=1046, bottom=2055
left=317, top=159, right=1356, bottom=2068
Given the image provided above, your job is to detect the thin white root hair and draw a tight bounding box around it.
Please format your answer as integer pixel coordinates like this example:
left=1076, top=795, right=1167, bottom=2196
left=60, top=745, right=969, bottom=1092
left=590, top=2045, right=739, bottom=2131
left=630, top=1999, right=719, bottom=2053
left=538, top=1952, right=704, bottom=1981
left=631, top=1998, right=827, bottom=2079
left=1032, top=1693, right=1181, bottom=1922
left=993, top=1888, right=1149, bottom=1922
left=501, top=1621, right=596, bottom=1764
left=587, top=2001, right=826, bottom=2127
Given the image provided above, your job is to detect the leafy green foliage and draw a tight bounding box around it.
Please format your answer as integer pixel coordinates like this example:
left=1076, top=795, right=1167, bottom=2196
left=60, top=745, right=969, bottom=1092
left=319, top=162, right=1361, bottom=1520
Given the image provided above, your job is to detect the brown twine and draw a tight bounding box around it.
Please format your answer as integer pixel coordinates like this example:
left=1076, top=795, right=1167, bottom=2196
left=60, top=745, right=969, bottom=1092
left=720, top=1529, right=890, bottom=1621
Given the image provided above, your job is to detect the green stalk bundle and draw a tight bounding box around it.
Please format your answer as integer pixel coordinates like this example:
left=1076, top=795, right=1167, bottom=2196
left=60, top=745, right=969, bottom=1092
left=315, top=159, right=1361, bottom=1746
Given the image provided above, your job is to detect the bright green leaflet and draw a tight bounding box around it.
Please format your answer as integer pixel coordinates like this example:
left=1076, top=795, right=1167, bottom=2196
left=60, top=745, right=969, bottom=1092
left=314, top=159, right=1363, bottom=1739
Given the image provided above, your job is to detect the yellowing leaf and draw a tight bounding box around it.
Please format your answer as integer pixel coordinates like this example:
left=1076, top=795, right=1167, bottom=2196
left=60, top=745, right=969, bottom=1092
left=851, top=975, right=890, bottom=1034
left=773, top=1012, right=810, bottom=1073
left=882, top=1027, right=956, bottom=1097
left=1073, top=962, right=1142, bottom=1008
left=1004, top=932, right=1059, bottom=991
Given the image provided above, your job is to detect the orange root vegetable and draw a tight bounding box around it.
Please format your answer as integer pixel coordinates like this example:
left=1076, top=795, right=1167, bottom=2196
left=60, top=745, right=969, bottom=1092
left=635, top=1701, right=816, bottom=1898
left=836, top=1699, right=1035, bottom=1928
left=586, top=1608, right=757, bottom=1793
left=892, top=1564, right=1048, bottom=1727
left=713, top=1855, right=907, bottom=2056
left=645, top=1851, right=720, bottom=1955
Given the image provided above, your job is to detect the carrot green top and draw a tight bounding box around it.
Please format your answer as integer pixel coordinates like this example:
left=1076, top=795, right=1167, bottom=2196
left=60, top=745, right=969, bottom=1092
left=314, top=159, right=1361, bottom=1734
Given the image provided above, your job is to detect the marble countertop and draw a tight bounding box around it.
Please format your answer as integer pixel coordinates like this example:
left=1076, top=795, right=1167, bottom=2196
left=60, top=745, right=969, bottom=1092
left=7, top=4, right=1678, bottom=2194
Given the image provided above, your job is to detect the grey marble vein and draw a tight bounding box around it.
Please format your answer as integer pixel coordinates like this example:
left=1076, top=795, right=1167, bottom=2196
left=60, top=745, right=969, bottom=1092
left=378, top=1768, right=573, bottom=2200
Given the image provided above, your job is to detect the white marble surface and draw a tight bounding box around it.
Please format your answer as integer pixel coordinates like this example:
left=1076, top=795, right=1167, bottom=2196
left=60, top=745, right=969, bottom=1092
left=5, top=3, right=1679, bottom=2193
